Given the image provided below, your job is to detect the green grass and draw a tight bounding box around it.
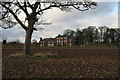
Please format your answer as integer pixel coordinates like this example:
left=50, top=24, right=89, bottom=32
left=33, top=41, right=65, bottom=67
left=8, top=53, right=59, bottom=59
left=33, top=53, right=59, bottom=58
left=8, top=54, right=32, bottom=58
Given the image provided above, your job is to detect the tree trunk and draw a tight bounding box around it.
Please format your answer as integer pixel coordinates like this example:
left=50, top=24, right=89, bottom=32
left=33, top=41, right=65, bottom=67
left=23, top=29, right=33, bottom=55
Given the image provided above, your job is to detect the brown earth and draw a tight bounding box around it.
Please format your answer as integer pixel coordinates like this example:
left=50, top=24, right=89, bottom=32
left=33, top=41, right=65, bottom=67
left=2, top=47, right=120, bottom=79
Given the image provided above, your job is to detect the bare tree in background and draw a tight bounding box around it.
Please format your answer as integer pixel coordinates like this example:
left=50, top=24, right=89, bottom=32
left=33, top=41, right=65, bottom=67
left=0, top=0, right=97, bottom=55
left=98, top=26, right=108, bottom=43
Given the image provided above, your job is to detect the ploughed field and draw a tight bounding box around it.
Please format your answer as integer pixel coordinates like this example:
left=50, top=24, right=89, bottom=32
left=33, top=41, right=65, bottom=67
left=2, top=47, right=120, bottom=78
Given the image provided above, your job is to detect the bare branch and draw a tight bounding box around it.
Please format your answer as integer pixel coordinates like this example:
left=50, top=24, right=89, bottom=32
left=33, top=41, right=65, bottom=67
left=24, top=2, right=28, bottom=13
left=27, top=2, right=34, bottom=10
left=0, top=1, right=97, bottom=31
left=36, top=1, right=97, bottom=13
left=1, top=19, right=17, bottom=29
left=33, top=2, right=40, bottom=12
left=0, top=10, right=9, bottom=19
left=72, top=5, right=89, bottom=11
left=1, top=3, right=27, bottom=30
left=16, top=2, right=29, bottom=16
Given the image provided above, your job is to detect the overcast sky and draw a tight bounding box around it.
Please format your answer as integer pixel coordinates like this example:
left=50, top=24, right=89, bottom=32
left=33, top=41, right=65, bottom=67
left=1, top=1, right=119, bottom=43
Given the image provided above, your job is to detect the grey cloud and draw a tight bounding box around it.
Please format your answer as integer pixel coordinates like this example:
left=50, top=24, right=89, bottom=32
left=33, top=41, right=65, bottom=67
left=2, top=2, right=118, bottom=43
left=2, top=27, right=25, bottom=42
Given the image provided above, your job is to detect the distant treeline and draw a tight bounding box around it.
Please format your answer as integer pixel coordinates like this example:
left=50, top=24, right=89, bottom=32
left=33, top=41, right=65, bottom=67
left=63, top=26, right=120, bottom=45
left=3, top=26, right=120, bottom=46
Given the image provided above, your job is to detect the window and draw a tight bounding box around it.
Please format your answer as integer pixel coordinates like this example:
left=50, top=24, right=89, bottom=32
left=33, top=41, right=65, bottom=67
left=65, top=37, right=67, bottom=39
left=59, top=40, right=61, bottom=43
left=69, top=39, right=71, bottom=42
left=40, top=44, right=42, bottom=47
left=43, top=44, right=44, bottom=47
left=64, top=40, right=67, bottom=43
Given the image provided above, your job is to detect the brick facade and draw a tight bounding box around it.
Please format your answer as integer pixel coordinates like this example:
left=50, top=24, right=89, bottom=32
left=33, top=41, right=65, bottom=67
left=39, top=34, right=73, bottom=47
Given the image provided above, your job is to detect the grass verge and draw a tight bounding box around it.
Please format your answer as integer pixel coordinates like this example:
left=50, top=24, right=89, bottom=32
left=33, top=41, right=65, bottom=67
left=8, top=53, right=59, bottom=59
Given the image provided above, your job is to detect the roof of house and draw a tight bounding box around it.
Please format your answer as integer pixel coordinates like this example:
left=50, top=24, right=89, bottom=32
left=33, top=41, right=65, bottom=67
left=55, top=34, right=74, bottom=39
left=55, top=34, right=68, bottom=38
left=40, top=38, right=55, bottom=42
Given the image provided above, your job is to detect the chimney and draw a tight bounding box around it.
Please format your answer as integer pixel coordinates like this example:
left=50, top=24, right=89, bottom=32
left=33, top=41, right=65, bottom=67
left=58, top=34, right=60, bottom=36
left=40, top=37, right=42, bottom=41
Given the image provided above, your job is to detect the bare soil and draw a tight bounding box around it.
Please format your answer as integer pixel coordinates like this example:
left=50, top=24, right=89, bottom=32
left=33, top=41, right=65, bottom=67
left=2, top=47, right=120, bottom=79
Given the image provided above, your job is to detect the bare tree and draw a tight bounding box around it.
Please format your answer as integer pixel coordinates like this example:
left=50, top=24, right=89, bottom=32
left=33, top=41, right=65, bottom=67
left=98, top=26, right=108, bottom=43
left=0, top=0, right=97, bottom=55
